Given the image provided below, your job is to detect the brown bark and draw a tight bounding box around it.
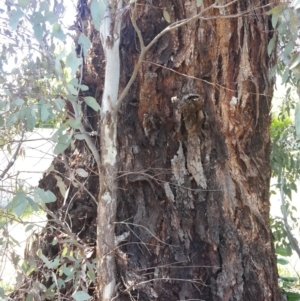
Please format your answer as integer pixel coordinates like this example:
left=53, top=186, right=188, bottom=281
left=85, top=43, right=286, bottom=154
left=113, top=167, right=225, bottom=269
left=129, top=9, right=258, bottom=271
left=20, top=0, right=283, bottom=300
left=111, top=1, right=281, bottom=300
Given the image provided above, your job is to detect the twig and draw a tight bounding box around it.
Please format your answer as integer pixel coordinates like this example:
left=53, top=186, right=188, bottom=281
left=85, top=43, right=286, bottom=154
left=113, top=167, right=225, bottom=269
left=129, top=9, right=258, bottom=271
left=0, top=126, right=25, bottom=180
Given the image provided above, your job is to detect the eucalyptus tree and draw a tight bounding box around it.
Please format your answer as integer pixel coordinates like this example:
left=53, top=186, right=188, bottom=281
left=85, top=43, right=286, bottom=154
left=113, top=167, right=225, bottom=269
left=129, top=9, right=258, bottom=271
left=0, top=0, right=291, bottom=300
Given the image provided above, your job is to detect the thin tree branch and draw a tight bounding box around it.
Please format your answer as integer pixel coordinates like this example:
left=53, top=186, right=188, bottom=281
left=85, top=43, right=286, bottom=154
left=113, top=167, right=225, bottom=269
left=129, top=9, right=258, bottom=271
left=0, top=126, right=25, bottom=180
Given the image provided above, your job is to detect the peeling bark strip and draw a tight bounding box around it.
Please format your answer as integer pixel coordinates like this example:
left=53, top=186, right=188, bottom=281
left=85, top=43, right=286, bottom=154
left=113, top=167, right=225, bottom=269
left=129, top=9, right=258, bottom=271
left=97, top=1, right=123, bottom=300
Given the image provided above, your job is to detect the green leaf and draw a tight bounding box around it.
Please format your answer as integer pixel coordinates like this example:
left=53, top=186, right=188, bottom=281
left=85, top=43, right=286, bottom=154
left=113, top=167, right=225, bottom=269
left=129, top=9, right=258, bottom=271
left=285, top=291, right=300, bottom=300
left=295, top=101, right=300, bottom=139
left=47, top=256, right=60, bottom=269
left=283, top=41, right=294, bottom=57
left=67, top=84, right=78, bottom=95
left=0, top=287, right=4, bottom=298
left=51, top=124, right=67, bottom=142
left=26, top=196, right=39, bottom=211
left=31, top=11, right=45, bottom=25
left=163, top=10, right=170, bottom=23
left=33, top=24, right=44, bottom=41
left=37, top=249, right=50, bottom=266
left=52, top=23, right=66, bottom=41
left=26, top=293, right=34, bottom=301
left=277, top=258, right=289, bottom=265
left=14, top=98, right=24, bottom=106
left=68, top=118, right=81, bottom=130
left=18, top=0, right=29, bottom=8
left=54, top=98, right=66, bottom=111
left=62, top=247, right=68, bottom=257
left=72, top=291, right=92, bottom=301
left=9, top=9, right=24, bottom=30
left=268, top=36, right=276, bottom=56
left=84, top=96, right=101, bottom=112
left=90, top=0, right=107, bottom=30
left=78, top=34, right=92, bottom=57
left=196, top=0, right=203, bottom=7
left=280, top=276, right=298, bottom=282
left=276, top=245, right=292, bottom=257
left=53, top=132, right=72, bottom=155
left=66, top=50, right=82, bottom=78
left=6, top=112, right=20, bottom=127
left=41, top=103, right=51, bottom=122
left=289, top=53, right=300, bottom=70
left=87, top=270, right=95, bottom=282
left=35, top=188, right=56, bottom=204
left=25, top=224, right=35, bottom=232
left=8, top=191, right=28, bottom=217
left=266, top=5, right=284, bottom=16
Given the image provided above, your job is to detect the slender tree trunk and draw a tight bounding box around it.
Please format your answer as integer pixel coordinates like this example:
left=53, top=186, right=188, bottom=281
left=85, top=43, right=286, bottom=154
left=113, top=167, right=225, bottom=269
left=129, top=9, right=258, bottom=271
left=97, top=1, right=123, bottom=300
left=69, top=0, right=282, bottom=300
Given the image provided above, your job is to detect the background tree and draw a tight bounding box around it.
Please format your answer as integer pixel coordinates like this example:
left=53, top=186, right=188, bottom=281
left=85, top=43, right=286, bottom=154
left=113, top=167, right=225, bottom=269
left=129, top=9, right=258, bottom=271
left=0, top=0, right=293, bottom=300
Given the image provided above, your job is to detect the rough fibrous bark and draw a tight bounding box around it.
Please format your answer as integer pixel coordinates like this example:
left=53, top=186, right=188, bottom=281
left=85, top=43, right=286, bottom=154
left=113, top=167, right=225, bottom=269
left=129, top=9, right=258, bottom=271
left=26, top=0, right=283, bottom=300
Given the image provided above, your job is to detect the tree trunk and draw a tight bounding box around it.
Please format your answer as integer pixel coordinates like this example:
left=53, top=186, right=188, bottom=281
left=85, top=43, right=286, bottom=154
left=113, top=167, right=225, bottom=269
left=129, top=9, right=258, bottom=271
left=32, top=0, right=283, bottom=300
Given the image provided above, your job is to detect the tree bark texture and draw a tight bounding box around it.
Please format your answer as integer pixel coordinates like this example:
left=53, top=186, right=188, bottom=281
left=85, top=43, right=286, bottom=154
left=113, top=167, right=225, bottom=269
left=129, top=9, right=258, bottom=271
left=113, top=1, right=281, bottom=300
left=34, top=0, right=283, bottom=300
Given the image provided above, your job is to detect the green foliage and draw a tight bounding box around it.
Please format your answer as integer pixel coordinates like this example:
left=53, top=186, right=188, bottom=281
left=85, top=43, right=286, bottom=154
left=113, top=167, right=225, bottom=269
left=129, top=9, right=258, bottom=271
left=270, top=102, right=300, bottom=297
left=90, top=0, right=107, bottom=30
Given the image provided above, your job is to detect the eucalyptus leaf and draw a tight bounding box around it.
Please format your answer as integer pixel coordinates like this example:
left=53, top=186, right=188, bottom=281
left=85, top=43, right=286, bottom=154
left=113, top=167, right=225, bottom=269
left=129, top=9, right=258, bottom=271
left=0, top=287, right=4, bottom=298
left=18, top=0, right=29, bottom=8
left=34, top=188, right=56, bottom=204
left=285, top=291, right=300, bottom=300
left=41, top=104, right=51, bottom=122
left=90, top=0, right=107, bottom=30
left=78, top=34, right=92, bottom=57
left=54, top=98, right=66, bottom=111
left=6, top=112, right=20, bottom=127
left=268, top=36, right=276, bottom=56
left=84, top=96, right=101, bottom=112
left=9, top=9, right=23, bottom=31
left=72, top=291, right=92, bottom=301
left=52, top=23, right=66, bottom=41
left=68, top=118, right=81, bottom=129
left=9, top=191, right=28, bottom=217
left=14, top=98, right=24, bottom=106
left=196, top=0, right=203, bottom=7
left=53, top=133, right=72, bottom=155
left=66, top=49, right=82, bottom=78
left=163, top=10, right=171, bottom=23
left=33, top=24, right=44, bottom=41
left=277, top=258, right=289, bottom=265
